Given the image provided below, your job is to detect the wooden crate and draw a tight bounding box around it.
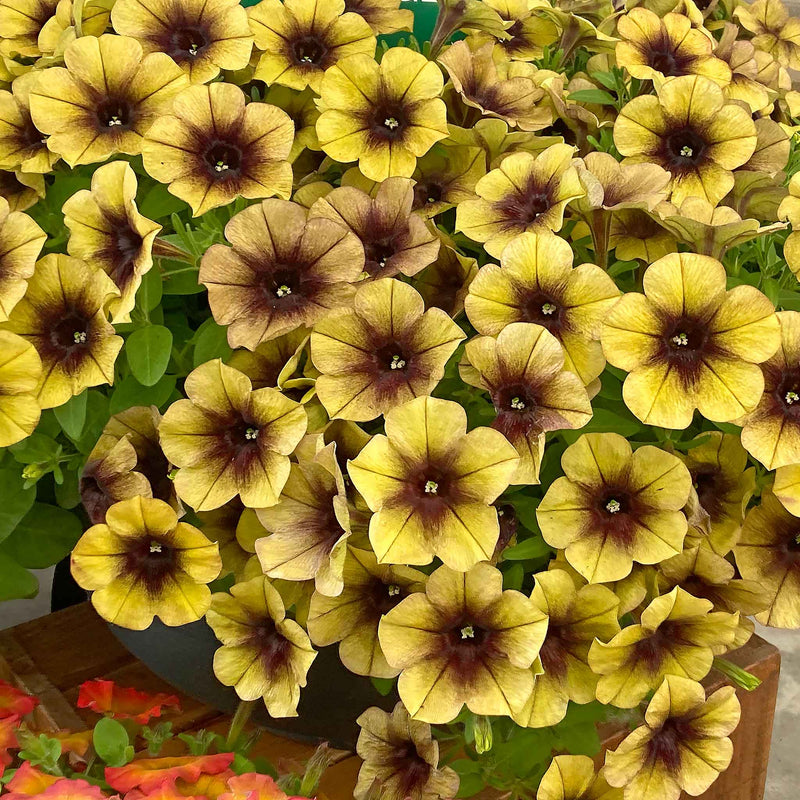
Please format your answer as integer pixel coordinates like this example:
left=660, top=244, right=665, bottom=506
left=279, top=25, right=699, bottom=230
left=0, top=603, right=780, bottom=800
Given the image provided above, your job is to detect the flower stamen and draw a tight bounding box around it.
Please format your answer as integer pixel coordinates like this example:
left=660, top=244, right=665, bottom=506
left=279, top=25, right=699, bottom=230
left=188, top=43, right=199, bottom=56
left=510, top=396, right=526, bottom=410
left=245, top=427, right=259, bottom=440
left=384, top=117, right=400, bottom=130
left=424, top=480, right=439, bottom=494
left=541, top=302, right=557, bottom=316
left=460, top=625, right=475, bottom=639
left=214, top=160, right=229, bottom=172
left=786, top=390, right=800, bottom=405
left=108, top=116, right=123, bottom=127
left=390, top=354, right=406, bottom=370
left=149, top=541, right=163, bottom=554
left=671, top=332, right=689, bottom=347
left=387, top=584, right=401, bottom=597
left=606, top=499, right=621, bottom=513
left=73, top=331, right=87, bottom=344
left=276, top=284, right=292, bottom=297
left=680, top=145, right=693, bottom=157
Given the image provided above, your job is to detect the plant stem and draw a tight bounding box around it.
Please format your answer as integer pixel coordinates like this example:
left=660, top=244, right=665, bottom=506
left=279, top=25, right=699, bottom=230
left=713, top=657, right=762, bottom=691
left=226, top=700, right=256, bottom=750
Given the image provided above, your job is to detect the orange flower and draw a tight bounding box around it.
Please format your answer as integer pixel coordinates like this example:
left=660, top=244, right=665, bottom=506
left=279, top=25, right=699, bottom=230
left=0, top=679, right=37, bottom=718
left=77, top=679, right=180, bottom=725
left=105, top=753, right=235, bottom=794
left=5, top=761, right=59, bottom=794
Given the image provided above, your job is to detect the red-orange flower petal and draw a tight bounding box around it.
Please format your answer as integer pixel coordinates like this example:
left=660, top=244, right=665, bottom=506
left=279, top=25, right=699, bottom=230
left=5, top=761, right=59, bottom=794
left=0, top=680, right=37, bottom=718
left=105, top=753, right=234, bottom=793
left=218, top=773, right=290, bottom=799
left=77, top=679, right=180, bottom=725
left=4, top=778, right=106, bottom=800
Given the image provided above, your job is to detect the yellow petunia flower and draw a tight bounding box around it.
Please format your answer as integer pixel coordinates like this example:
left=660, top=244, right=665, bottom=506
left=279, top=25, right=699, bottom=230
left=774, top=465, right=800, bottom=517
left=348, top=395, right=519, bottom=570
left=408, top=144, right=486, bottom=219
left=779, top=172, right=800, bottom=278
left=159, top=359, right=307, bottom=511
left=142, top=82, right=294, bottom=217
left=316, top=47, right=448, bottom=182
left=537, top=755, right=622, bottom=800
left=263, top=85, right=319, bottom=163
left=537, top=432, right=692, bottom=584
left=614, top=74, right=757, bottom=205
left=206, top=575, right=316, bottom=717
left=344, top=0, right=413, bottom=35
left=601, top=252, right=780, bottom=429
left=734, top=0, right=800, bottom=69
left=413, top=237, right=479, bottom=318
left=608, top=208, right=676, bottom=262
left=470, top=0, right=559, bottom=62
left=228, top=330, right=309, bottom=391
left=196, top=499, right=259, bottom=581
left=37, top=0, right=111, bottom=61
left=0, top=0, right=59, bottom=58
left=4, top=254, right=122, bottom=409
left=715, top=21, right=772, bottom=113
left=71, top=496, right=222, bottom=630
left=0, top=329, right=40, bottom=447
left=0, top=168, right=43, bottom=211
left=378, top=562, right=548, bottom=723
left=0, top=73, right=58, bottom=173
left=111, top=0, right=253, bottom=84
left=63, top=161, right=161, bottom=324
left=29, top=34, right=188, bottom=167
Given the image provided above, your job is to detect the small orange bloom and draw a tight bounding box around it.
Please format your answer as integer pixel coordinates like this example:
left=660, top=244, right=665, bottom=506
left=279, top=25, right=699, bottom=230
left=77, top=679, right=180, bottom=725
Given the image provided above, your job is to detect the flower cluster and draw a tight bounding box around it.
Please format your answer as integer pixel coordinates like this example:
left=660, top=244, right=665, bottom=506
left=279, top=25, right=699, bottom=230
left=1, top=0, right=800, bottom=796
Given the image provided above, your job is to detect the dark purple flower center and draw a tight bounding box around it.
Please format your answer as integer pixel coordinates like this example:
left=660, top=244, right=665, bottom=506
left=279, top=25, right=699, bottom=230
left=370, top=103, right=406, bottom=141
left=204, top=141, right=243, bottom=179
left=248, top=618, right=292, bottom=668
left=519, top=291, right=562, bottom=333
left=220, top=417, right=262, bottom=456
left=664, top=128, right=707, bottom=169
left=96, top=98, right=132, bottom=130
left=413, top=181, right=444, bottom=210
left=123, top=536, right=178, bottom=595
left=663, top=316, right=710, bottom=360
left=647, top=716, right=697, bottom=771
left=106, top=220, right=144, bottom=289
left=776, top=368, right=800, bottom=419
left=169, top=26, right=208, bottom=59
left=292, top=35, right=327, bottom=66
left=49, top=311, right=91, bottom=357
left=691, top=466, right=728, bottom=523
left=497, top=184, right=553, bottom=225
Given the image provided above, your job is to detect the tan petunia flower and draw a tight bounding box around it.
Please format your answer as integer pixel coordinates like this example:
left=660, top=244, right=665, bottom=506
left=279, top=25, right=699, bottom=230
left=588, top=587, right=738, bottom=707
left=0, top=194, right=46, bottom=322
left=0, top=73, right=58, bottom=173
left=0, top=168, right=43, bottom=211
left=200, top=199, right=363, bottom=350
left=196, top=499, right=259, bottom=580
left=29, top=34, right=187, bottom=167
left=343, top=0, right=412, bottom=34
left=601, top=252, right=780, bottom=429
left=608, top=208, right=676, bottom=262
left=228, top=330, right=309, bottom=391
left=0, top=0, right=59, bottom=58
left=3, top=254, right=122, bottom=409
left=37, top=0, right=112, bottom=61
left=159, top=359, right=307, bottom=511
left=142, top=82, right=294, bottom=217
left=206, top=575, right=316, bottom=717
left=734, top=0, right=800, bottom=70
left=413, top=238, right=478, bottom=317
left=537, top=755, right=622, bottom=800
left=111, top=0, right=253, bottom=84
left=604, top=676, right=740, bottom=800
left=409, top=144, right=486, bottom=218
left=62, top=161, right=161, bottom=324
left=779, top=171, right=800, bottom=278
left=614, top=74, right=757, bottom=205
left=456, top=144, right=584, bottom=257
left=774, top=465, right=800, bottom=517
left=378, top=562, right=548, bottom=723
left=465, top=231, right=620, bottom=386
left=0, top=329, right=40, bottom=447
left=470, top=0, right=560, bottom=61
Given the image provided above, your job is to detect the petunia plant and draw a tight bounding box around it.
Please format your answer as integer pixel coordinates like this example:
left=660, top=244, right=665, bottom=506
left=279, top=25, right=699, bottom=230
left=1, top=0, right=800, bottom=796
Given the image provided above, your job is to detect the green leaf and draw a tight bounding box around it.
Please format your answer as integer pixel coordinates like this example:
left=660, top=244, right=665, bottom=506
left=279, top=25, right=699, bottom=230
left=110, top=374, right=177, bottom=415
left=502, top=562, right=524, bottom=590
left=0, top=551, right=38, bottom=601
left=160, top=259, right=204, bottom=295
left=70, top=390, right=110, bottom=454
left=568, top=89, right=616, bottom=105
left=54, top=466, right=82, bottom=509
left=136, top=267, right=163, bottom=313
left=0, top=467, right=36, bottom=543
left=370, top=677, right=396, bottom=696
left=53, top=391, right=88, bottom=439
left=501, top=536, right=551, bottom=561
left=193, top=319, right=232, bottom=367
left=2, top=503, right=83, bottom=569
left=126, top=325, right=173, bottom=386
left=93, top=717, right=134, bottom=767
left=8, top=432, right=60, bottom=465
left=138, top=183, right=188, bottom=219
left=564, top=406, right=642, bottom=439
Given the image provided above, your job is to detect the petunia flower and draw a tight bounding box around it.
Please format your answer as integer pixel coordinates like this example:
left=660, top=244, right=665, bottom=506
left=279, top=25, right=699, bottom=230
left=0, top=330, right=40, bottom=447
left=5, top=761, right=59, bottom=794
left=316, top=47, right=448, bottom=182
left=309, top=177, right=439, bottom=279
left=344, top=0, right=413, bottom=34
left=348, top=395, right=519, bottom=569
left=0, top=679, right=37, bottom=719
left=604, top=675, right=740, bottom=800
left=71, top=496, right=222, bottom=630
left=412, top=238, right=478, bottom=318
left=111, top=0, right=253, bottom=84
left=616, top=8, right=731, bottom=85
left=614, top=74, right=757, bottom=205
left=456, top=143, right=584, bottom=258
left=62, top=161, right=161, bottom=324
left=77, top=679, right=180, bottom=725
left=0, top=714, right=18, bottom=770
left=470, top=0, right=560, bottom=62
left=537, top=432, right=692, bottom=583
left=774, top=465, right=800, bottom=517
left=199, top=199, right=363, bottom=350
left=713, top=22, right=772, bottom=113
left=106, top=753, right=234, bottom=794
left=0, top=169, right=43, bottom=212
left=306, top=546, right=426, bottom=678
left=206, top=576, right=317, bottom=717
left=250, top=0, right=375, bottom=94
left=0, top=73, right=58, bottom=173
left=142, top=82, right=293, bottom=217
left=159, top=359, right=307, bottom=511
left=29, top=34, right=187, bottom=167
left=734, top=0, right=800, bottom=69
left=734, top=490, right=800, bottom=628
left=0, top=194, right=45, bottom=322
left=310, top=278, right=465, bottom=422
left=588, top=587, right=739, bottom=708
left=515, top=570, right=620, bottom=728
left=219, top=773, right=296, bottom=800
left=537, top=755, right=622, bottom=800
left=601, top=252, right=780, bottom=429
left=4, top=778, right=107, bottom=800
left=465, top=231, right=620, bottom=386
left=382, top=563, right=547, bottom=724
left=608, top=208, right=676, bottom=263
left=36, top=0, right=112, bottom=62
left=4, top=254, right=122, bottom=410
left=354, top=702, right=459, bottom=800
left=409, top=144, right=486, bottom=218
left=461, top=322, right=592, bottom=484
left=0, top=0, right=59, bottom=58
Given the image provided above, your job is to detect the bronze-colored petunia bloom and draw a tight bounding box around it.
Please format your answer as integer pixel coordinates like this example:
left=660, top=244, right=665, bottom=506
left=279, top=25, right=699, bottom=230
left=4, top=254, right=122, bottom=409
left=344, top=0, right=412, bottom=34
left=62, top=161, right=161, bottom=324
left=412, top=238, right=478, bottom=318
left=250, top=0, right=375, bottom=94
left=0, top=194, right=45, bottom=322
left=111, top=0, right=253, bottom=84
left=614, top=74, right=757, bottom=205
left=37, top=0, right=112, bottom=61
left=713, top=22, right=772, bottom=113
left=228, top=330, right=309, bottom=391
left=306, top=547, right=426, bottom=678
left=0, top=0, right=59, bottom=58
left=263, top=85, right=320, bottom=163
left=196, top=499, right=260, bottom=580
left=734, top=0, right=800, bottom=70
left=348, top=396, right=519, bottom=570
left=354, top=702, right=459, bottom=800
left=740, top=311, right=800, bottom=470
left=309, top=177, right=439, bottom=279
left=0, top=168, right=43, bottom=211
left=206, top=575, right=316, bottom=717
left=602, top=252, right=780, bottom=429
left=310, top=278, right=465, bottom=422
left=142, top=82, right=294, bottom=217
left=0, top=329, right=40, bottom=447
left=460, top=322, right=592, bottom=484
left=537, top=433, right=692, bottom=584
left=409, top=144, right=486, bottom=218
left=159, top=359, right=307, bottom=511
left=456, top=144, right=585, bottom=258
left=616, top=8, right=731, bottom=85
left=71, top=496, right=222, bottom=631
left=608, top=208, right=677, bottom=263
left=537, top=755, right=622, bottom=800
left=200, top=199, right=363, bottom=351
left=604, top=675, right=741, bottom=800
left=29, top=34, right=187, bottom=167
left=378, top=562, right=548, bottom=723
left=515, top=570, right=620, bottom=728
left=734, top=490, right=800, bottom=628
left=465, top=231, right=620, bottom=386
left=0, top=73, right=57, bottom=173
left=316, top=47, right=448, bottom=182
left=588, top=587, right=738, bottom=707
left=471, top=0, right=560, bottom=62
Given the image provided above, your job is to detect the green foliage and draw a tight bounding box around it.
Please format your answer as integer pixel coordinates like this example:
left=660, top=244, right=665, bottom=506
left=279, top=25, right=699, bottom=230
left=92, top=717, right=135, bottom=767
left=125, top=325, right=173, bottom=386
